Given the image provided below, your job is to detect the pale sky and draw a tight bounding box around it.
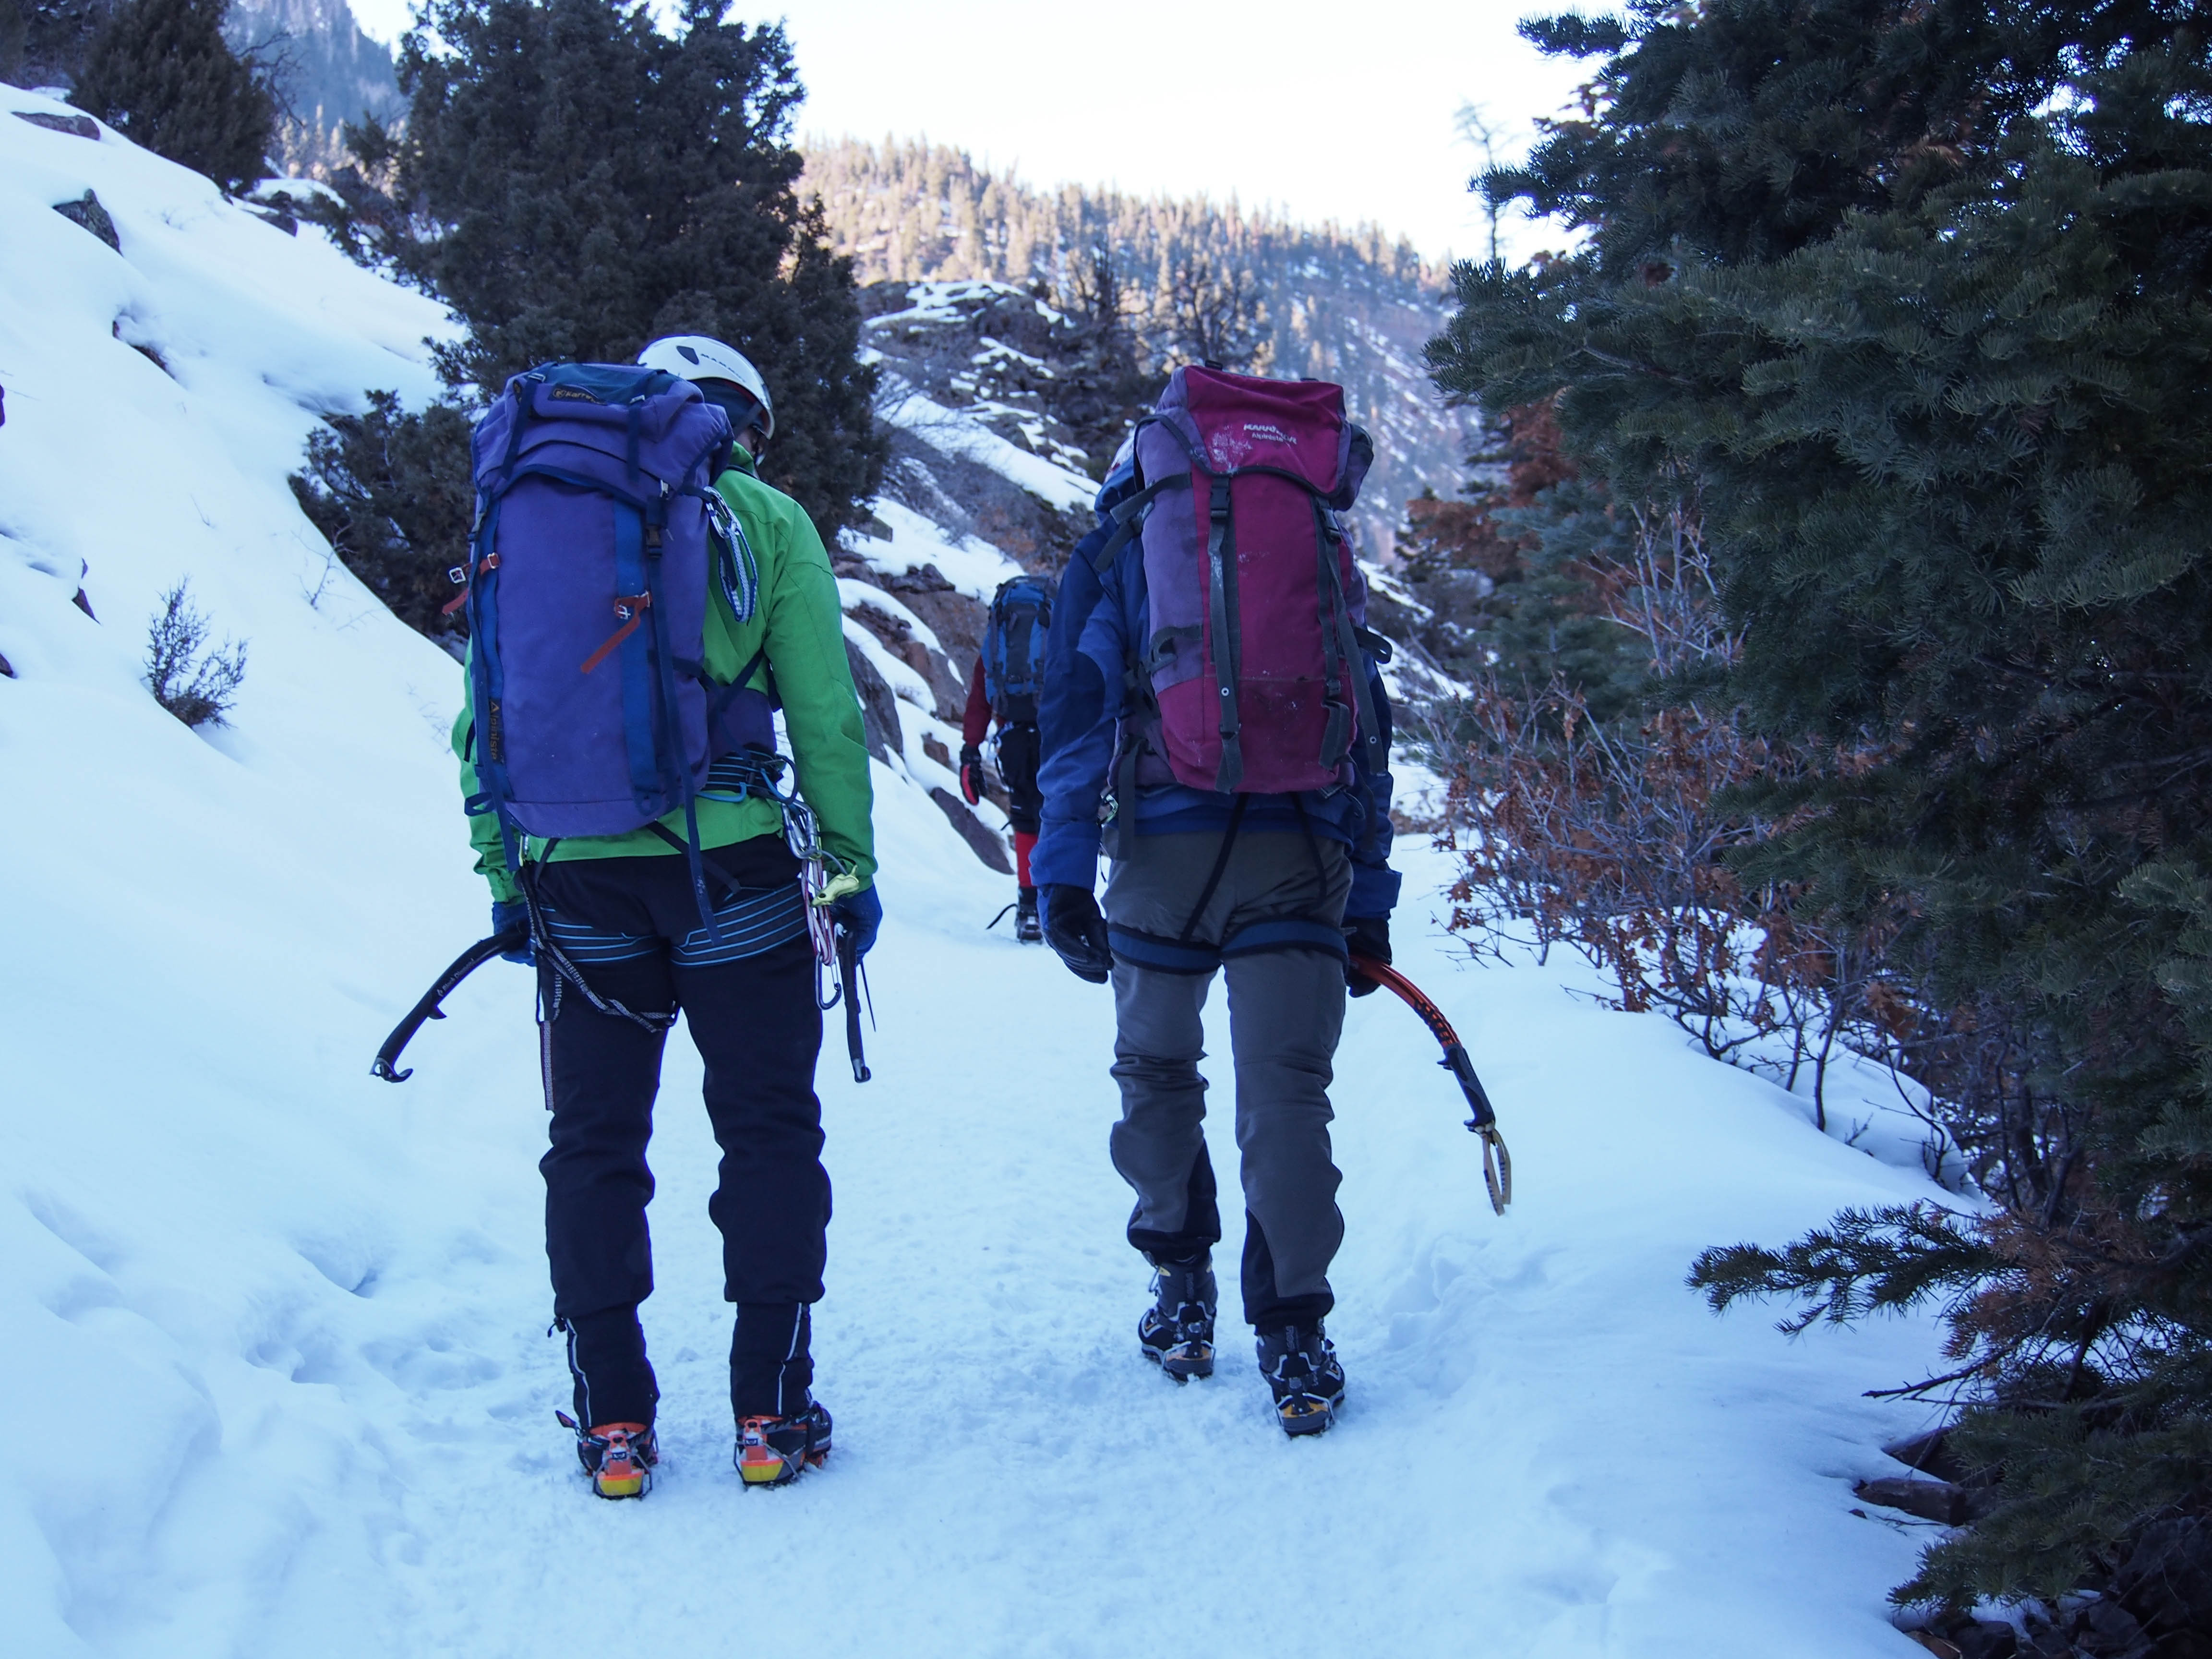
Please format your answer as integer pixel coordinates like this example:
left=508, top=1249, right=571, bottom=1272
left=347, top=0, right=1589, bottom=265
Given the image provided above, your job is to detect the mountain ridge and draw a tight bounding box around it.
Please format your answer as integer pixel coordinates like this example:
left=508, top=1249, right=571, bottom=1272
left=803, top=135, right=1480, bottom=558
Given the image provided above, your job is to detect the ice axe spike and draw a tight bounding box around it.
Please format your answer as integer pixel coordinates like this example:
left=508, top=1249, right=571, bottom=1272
left=1348, top=954, right=1513, bottom=1215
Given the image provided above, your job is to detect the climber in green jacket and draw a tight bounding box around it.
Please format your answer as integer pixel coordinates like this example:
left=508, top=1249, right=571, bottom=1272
left=453, top=336, right=873, bottom=1498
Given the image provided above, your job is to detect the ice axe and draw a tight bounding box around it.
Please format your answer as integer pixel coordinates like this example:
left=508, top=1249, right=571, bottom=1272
left=1349, top=955, right=1513, bottom=1215
left=372, top=925, right=528, bottom=1082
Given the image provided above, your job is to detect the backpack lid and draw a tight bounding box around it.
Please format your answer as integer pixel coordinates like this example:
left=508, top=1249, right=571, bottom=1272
left=473, top=363, right=732, bottom=496
left=1159, top=366, right=1354, bottom=497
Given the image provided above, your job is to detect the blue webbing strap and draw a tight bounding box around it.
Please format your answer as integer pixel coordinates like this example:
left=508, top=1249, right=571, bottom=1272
left=611, top=502, right=662, bottom=809
left=464, top=374, right=544, bottom=872
left=1219, top=917, right=1349, bottom=959
left=465, top=496, right=520, bottom=871
left=639, top=498, right=721, bottom=944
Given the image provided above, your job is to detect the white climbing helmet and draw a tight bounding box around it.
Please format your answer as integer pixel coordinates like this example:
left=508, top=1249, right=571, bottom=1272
left=636, top=335, right=775, bottom=442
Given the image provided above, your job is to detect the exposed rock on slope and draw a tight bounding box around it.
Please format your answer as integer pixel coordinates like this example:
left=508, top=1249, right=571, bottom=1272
left=802, top=137, right=1483, bottom=559
left=828, top=280, right=1109, bottom=867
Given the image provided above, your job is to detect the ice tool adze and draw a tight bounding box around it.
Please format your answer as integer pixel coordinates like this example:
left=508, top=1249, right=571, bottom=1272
left=1348, top=955, right=1513, bottom=1215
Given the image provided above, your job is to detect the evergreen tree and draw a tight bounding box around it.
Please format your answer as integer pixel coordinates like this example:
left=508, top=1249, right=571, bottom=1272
left=8, top=0, right=119, bottom=92
left=289, top=392, right=476, bottom=645
left=1431, top=0, right=2212, bottom=1619
left=0, top=0, right=25, bottom=80
left=317, top=0, right=881, bottom=540
left=71, top=0, right=275, bottom=193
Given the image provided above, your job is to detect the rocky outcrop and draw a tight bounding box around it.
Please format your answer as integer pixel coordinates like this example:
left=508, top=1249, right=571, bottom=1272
left=862, top=281, right=1095, bottom=576
left=14, top=109, right=99, bottom=139
left=53, top=189, right=117, bottom=250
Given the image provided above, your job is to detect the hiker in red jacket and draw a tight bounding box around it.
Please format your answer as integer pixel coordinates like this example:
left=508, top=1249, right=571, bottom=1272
left=960, top=575, right=1051, bottom=942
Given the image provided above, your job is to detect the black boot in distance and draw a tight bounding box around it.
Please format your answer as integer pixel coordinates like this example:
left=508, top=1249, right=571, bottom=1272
left=1015, top=886, right=1042, bottom=944
left=1256, top=1324, right=1345, bottom=1436
left=1138, top=1254, right=1216, bottom=1381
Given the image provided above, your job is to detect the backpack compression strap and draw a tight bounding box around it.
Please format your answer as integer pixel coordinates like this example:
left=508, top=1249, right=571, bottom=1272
left=1313, top=500, right=1388, bottom=777
left=1204, top=476, right=1244, bottom=793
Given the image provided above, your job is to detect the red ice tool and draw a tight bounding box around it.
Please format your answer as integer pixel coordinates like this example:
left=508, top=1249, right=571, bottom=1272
left=1349, top=956, right=1513, bottom=1216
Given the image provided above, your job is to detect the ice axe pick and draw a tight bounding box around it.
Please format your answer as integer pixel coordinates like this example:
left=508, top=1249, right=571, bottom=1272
left=1348, top=955, right=1513, bottom=1216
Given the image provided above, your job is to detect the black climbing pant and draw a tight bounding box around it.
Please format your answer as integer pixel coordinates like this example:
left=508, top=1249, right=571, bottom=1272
left=535, top=834, right=829, bottom=1422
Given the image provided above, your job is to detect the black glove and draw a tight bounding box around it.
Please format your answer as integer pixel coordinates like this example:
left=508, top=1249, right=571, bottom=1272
left=492, top=899, right=534, bottom=967
left=830, top=883, right=882, bottom=960
left=959, top=744, right=987, bottom=805
left=1343, top=913, right=1389, bottom=997
left=1042, top=885, right=1113, bottom=984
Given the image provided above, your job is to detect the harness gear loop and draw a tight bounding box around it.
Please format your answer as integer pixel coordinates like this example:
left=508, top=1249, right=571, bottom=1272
left=516, top=862, right=678, bottom=1035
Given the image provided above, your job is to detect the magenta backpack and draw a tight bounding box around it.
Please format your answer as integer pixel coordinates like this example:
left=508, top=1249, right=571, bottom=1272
left=1103, top=366, right=1383, bottom=794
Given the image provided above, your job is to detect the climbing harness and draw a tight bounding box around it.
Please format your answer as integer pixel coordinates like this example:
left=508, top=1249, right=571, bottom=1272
left=1348, top=955, right=1513, bottom=1215
left=703, top=749, right=872, bottom=1083
left=375, top=749, right=873, bottom=1084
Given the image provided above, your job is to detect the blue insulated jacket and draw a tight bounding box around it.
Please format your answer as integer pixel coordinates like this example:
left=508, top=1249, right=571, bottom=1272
left=1032, top=473, right=1401, bottom=920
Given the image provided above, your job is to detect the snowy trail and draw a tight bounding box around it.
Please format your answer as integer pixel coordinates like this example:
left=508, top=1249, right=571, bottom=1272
left=326, top=801, right=1950, bottom=1659
left=0, top=91, right=1955, bottom=1656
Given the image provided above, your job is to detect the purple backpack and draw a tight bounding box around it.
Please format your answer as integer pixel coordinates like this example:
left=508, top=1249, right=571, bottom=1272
left=456, top=362, right=733, bottom=915
left=1105, top=366, right=1382, bottom=794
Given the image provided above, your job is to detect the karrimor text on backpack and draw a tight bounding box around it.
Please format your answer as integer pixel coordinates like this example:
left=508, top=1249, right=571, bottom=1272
left=1107, top=366, right=1381, bottom=794
left=457, top=364, right=733, bottom=858
left=983, top=574, right=1052, bottom=724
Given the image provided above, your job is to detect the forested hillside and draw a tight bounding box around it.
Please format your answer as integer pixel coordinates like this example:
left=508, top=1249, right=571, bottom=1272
left=228, top=0, right=400, bottom=176
left=802, top=136, right=1481, bottom=554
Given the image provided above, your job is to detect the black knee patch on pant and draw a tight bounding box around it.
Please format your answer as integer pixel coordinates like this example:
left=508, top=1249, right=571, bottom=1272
left=1241, top=1211, right=1333, bottom=1331
left=1127, top=1139, right=1221, bottom=1262
left=731, top=1301, right=814, bottom=1419
left=564, top=1303, right=658, bottom=1428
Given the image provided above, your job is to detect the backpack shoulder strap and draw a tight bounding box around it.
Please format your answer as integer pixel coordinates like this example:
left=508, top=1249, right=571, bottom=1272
left=1090, top=473, right=1192, bottom=573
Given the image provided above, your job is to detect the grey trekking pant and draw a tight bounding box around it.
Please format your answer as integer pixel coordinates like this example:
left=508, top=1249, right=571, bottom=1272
left=1103, top=823, right=1351, bottom=1329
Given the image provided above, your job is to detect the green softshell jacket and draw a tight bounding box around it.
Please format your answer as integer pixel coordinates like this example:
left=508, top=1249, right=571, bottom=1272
left=454, top=451, right=875, bottom=906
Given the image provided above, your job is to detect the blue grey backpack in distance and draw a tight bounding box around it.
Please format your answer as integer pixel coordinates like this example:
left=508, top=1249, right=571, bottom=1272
left=458, top=361, right=734, bottom=921
left=982, top=574, right=1052, bottom=723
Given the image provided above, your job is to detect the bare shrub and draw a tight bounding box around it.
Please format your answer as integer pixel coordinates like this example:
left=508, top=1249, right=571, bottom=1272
left=144, top=579, right=246, bottom=727
left=1440, top=491, right=1923, bottom=1132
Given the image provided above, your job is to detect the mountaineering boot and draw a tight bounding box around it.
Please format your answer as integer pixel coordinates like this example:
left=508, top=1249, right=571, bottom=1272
left=1015, top=885, right=1042, bottom=944
left=557, top=1412, right=659, bottom=1499
left=1256, top=1325, right=1345, bottom=1437
left=1138, top=1253, right=1217, bottom=1381
left=734, top=1400, right=833, bottom=1488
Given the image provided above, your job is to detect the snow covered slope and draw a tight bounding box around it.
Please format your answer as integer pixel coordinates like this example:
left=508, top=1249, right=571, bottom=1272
left=1, top=91, right=1950, bottom=1658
